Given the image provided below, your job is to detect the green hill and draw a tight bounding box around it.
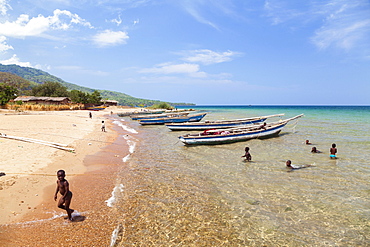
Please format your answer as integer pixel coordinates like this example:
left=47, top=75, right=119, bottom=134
left=0, top=64, right=194, bottom=106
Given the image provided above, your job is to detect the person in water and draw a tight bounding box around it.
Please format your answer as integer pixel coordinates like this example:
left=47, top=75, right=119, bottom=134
left=330, top=143, right=337, bottom=159
left=305, top=140, right=312, bottom=145
left=54, top=170, right=74, bottom=221
left=286, top=160, right=313, bottom=170
left=241, top=147, right=252, bottom=162
left=311, top=147, right=321, bottom=153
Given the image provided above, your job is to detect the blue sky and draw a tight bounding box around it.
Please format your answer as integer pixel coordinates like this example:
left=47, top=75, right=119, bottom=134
left=0, top=0, right=369, bottom=105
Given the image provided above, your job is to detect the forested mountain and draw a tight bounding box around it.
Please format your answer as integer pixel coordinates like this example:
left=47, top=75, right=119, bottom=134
left=0, top=64, right=193, bottom=106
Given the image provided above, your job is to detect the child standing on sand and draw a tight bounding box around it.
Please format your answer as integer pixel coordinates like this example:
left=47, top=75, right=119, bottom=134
left=101, top=121, right=106, bottom=132
left=54, top=170, right=74, bottom=221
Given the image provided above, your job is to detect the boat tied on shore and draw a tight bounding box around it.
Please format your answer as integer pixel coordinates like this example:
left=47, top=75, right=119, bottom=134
left=139, top=112, right=208, bottom=125
left=165, top=113, right=285, bottom=131
left=131, top=112, right=191, bottom=120
left=178, top=114, right=303, bottom=145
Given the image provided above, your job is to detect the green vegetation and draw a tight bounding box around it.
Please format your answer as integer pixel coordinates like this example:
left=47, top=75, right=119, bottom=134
left=30, top=81, right=103, bottom=105
left=149, top=102, right=174, bottom=110
left=32, top=81, right=70, bottom=97
left=0, top=83, right=18, bottom=105
left=69, top=89, right=102, bottom=104
left=0, top=64, right=195, bottom=107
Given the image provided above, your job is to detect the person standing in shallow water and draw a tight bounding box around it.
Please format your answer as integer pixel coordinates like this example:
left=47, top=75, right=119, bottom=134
left=330, top=143, right=337, bottom=159
left=54, top=170, right=74, bottom=221
left=241, top=147, right=252, bottom=162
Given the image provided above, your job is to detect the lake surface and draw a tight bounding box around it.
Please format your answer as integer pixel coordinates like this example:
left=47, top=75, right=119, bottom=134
left=111, top=105, right=370, bottom=246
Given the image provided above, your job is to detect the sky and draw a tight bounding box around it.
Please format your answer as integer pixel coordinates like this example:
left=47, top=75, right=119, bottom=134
left=0, top=0, right=369, bottom=105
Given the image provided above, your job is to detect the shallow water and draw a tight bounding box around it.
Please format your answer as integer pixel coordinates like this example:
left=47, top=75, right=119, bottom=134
left=112, top=106, right=370, bottom=246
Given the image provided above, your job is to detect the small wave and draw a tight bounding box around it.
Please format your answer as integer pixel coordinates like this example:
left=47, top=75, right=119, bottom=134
left=110, top=223, right=124, bottom=247
left=122, top=154, right=131, bottom=162
left=113, top=120, right=138, bottom=133
left=105, top=184, right=124, bottom=207
left=123, top=135, right=136, bottom=153
left=4, top=211, right=84, bottom=226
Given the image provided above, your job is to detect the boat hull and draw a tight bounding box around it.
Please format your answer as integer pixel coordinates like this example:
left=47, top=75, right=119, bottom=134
left=165, top=114, right=285, bottom=131
left=131, top=112, right=189, bottom=120
left=166, top=118, right=265, bottom=130
left=139, top=113, right=207, bottom=125
left=179, top=123, right=285, bottom=145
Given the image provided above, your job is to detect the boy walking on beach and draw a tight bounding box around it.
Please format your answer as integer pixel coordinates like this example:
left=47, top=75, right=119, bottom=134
left=101, top=121, right=106, bottom=132
left=54, top=170, right=74, bottom=221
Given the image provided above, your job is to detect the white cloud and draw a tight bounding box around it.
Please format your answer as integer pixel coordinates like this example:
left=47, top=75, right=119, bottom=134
left=312, top=19, right=370, bottom=50
left=0, top=0, right=11, bottom=15
left=108, top=15, right=122, bottom=26
left=0, top=9, right=92, bottom=38
left=182, top=49, right=241, bottom=65
left=0, top=35, right=13, bottom=52
left=263, top=0, right=370, bottom=53
left=310, top=1, right=370, bottom=51
left=263, top=0, right=303, bottom=25
left=0, top=54, right=34, bottom=67
left=92, top=30, right=129, bottom=47
left=139, top=63, right=207, bottom=78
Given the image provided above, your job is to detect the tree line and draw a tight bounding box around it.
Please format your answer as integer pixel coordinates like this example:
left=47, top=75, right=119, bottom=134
left=0, top=81, right=102, bottom=105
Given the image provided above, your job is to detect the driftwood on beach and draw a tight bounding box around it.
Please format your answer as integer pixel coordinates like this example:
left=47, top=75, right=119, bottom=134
left=0, top=133, right=75, bottom=152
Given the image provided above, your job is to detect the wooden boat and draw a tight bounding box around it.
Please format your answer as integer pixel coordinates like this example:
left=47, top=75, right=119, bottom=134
left=131, top=112, right=190, bottom=120
left=86, top=105, right=106, bottom=111
left=166, top=113, right=284, bottom=131
left=139, top=112, right=208, bottom=125
left=178, top=114, right=303, bottom=145
left=118, top=110, right=165, bottom=117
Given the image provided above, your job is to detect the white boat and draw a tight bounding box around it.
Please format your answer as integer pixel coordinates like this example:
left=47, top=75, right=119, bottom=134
left=139, top=112, right=207, bottom=125
left=166, top=113, right=284, bottom=131
left=178, top=114, right=303, bottom=145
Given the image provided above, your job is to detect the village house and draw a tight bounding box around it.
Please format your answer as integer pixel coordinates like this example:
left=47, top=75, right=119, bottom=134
left=101, top=99, right=119, bottom=106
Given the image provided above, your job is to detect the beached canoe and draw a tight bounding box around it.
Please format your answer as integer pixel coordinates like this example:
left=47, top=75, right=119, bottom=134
left=139, top=112, right=208, bottom=125
left=178, top=114, right=303, bottom=145
left=118, top=110, right=165, bottom=117
left=165, top=113, right=285, bottom=131
left=86, top=106, right=106, bottom=111
left=131, top=112, right=190, bottom=120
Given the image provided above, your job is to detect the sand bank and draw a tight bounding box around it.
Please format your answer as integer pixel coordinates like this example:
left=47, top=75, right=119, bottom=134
left=0, top=107, right=139, bottom=225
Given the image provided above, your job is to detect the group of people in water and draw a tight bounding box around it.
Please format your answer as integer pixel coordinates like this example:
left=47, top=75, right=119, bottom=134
left=241, top=140, right=338, bottom=170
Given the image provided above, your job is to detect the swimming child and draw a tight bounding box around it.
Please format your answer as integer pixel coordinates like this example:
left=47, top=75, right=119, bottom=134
left=330, top=143, right=337, bottom=159
left=305, top=140, right=312, bottom=145
left=241, top=147, right=252, bottom=162
left=54, top=170, right=74, bottom=221
left=311, top=147, right=321, bottom=153
left=286, top=160, right=313, bottom=170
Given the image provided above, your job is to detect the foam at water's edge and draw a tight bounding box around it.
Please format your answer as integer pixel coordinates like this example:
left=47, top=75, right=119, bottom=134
left=113, top=120, right=138, bottom=134
left=123, top=154, right=131, bottom=162
left=2, top=211, right=85, bottom=226
left=105, top=184, right=124, bottom=207
left=110, top=223, right=124, bottom=247
left=123, top=135, right=136, bottom=154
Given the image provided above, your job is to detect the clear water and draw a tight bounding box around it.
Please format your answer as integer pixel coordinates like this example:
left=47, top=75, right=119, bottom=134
left=112, top=106, right=370, bottom=246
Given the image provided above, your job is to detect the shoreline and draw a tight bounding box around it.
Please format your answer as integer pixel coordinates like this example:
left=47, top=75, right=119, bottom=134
left=0, top=107, right=139, bottom=246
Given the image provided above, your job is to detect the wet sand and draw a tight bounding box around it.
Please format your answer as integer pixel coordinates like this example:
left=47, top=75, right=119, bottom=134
left=0, top=108, right=135, bottom=246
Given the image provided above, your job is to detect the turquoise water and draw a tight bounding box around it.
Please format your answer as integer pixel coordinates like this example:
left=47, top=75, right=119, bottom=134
left=113, top=106, right=370, bottom=246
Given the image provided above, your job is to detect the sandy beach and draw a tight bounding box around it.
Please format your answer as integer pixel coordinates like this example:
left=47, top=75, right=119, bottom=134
left=0, top=107, right=137, bottom=246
